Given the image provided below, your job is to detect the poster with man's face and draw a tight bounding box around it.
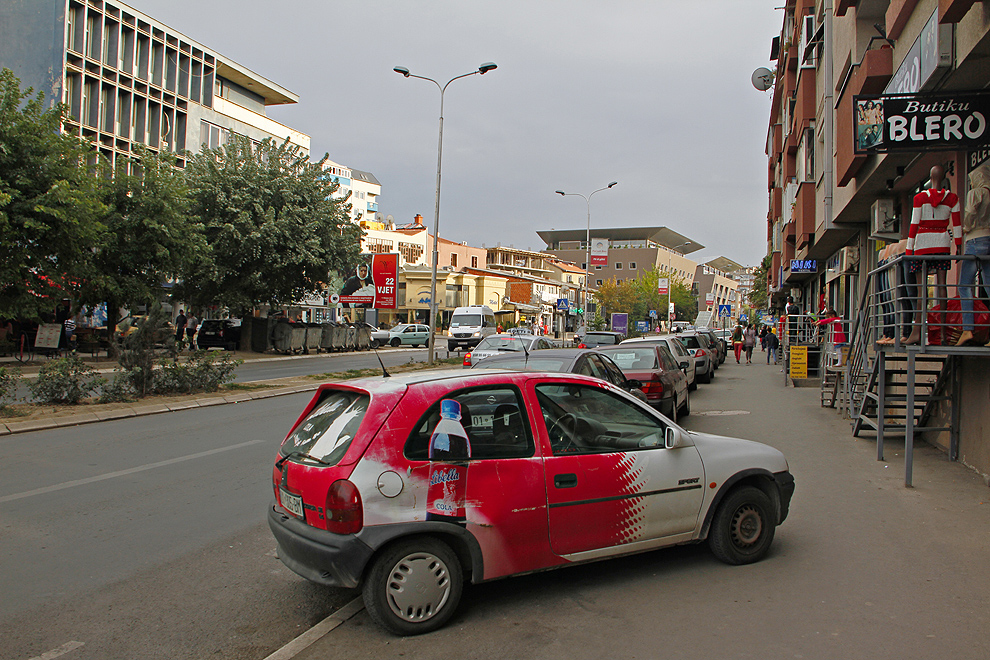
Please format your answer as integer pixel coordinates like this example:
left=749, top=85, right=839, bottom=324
left=337, top=254, right=398, bottom=309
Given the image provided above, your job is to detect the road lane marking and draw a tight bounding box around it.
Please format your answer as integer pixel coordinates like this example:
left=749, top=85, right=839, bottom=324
left=26, top=641, right=84, bottom=660
left=262, top=597, right=364, bottom=660
left=692, top=410, right=751, bottom=416
left=0, top=440, right=265, bottom=504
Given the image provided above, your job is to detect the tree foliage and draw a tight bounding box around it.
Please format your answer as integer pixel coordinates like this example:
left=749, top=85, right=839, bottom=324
left=594, top=267, right=696, bottom=327
left=0, top=68, right=104, bottom=320
left=182, top=136, right=362, bottom=314
left=749, top=255, right=771, bottom=311
left=83, top=148, right=205, bottom=330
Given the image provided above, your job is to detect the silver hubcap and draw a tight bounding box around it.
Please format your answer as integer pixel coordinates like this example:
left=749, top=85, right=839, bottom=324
left=730, top=504, right=763, bottom=547
left=386, top=551, right=452, bottom=623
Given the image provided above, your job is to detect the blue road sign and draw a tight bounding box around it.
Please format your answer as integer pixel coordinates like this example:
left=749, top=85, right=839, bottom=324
left=556, top=298, right=570, bottom=310
left=718, top=304, right=731, bottom=318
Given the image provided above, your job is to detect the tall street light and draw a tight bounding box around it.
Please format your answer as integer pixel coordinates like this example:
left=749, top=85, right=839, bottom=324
left=665, top=241, right=693, bottom=330
left=393, top=62, right=497, bottom=365
left=555, top=182, right=618, bottom=335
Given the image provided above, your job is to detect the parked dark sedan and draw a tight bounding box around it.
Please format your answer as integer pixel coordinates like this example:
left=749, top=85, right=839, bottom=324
left=575, top=331, right=624, bottom=348
left=196, top=319, right=241, bottom=351
left=471, top=348, right=647, bottom=402
left=597, top=343, right=690, bottom=422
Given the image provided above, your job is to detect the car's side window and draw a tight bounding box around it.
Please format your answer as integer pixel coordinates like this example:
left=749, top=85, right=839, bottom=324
left=658, top=347, right=679, bottom=372
left=536, top=384, right=667, bottom=456
left=404, top=386, right=534, bottom=461
left=597, top=355, right=626, bottom=386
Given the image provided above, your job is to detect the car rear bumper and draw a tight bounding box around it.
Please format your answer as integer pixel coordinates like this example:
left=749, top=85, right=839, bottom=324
left=267, top=503, right=373, bottom=588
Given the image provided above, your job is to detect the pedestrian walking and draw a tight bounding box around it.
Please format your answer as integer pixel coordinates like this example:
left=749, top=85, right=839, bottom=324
left=731, top=324, right=744, bottom=363
left=765, top=328, right=779, bottom=364
left=185, top=312, right=198, bottom=349
left=174, top=309, right=187, bottom=344
left=743, top=324, right=757, bottom=364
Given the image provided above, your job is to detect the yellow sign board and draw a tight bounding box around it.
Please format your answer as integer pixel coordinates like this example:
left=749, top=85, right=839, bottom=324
left=790, top=346, right=808, bottom=379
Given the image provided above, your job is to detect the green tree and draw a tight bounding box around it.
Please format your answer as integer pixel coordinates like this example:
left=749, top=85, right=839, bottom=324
left=0, top=68, right=104, bottom=320
left=632, top=266, right=695, bottom=326
left=594, top=278, right=640, bottom=322
left=749, top=255, right=771, bottom=311
left=182, top=136, right=362, bottom=314
left=82, top=148, right=205, bottom=333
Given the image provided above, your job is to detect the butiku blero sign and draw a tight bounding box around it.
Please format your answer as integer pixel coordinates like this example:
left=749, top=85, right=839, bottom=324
left=853, top=92, right=990, bottom=154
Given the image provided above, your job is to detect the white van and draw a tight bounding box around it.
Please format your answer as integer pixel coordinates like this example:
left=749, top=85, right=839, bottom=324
left=447, top=305, right=496, bottom=350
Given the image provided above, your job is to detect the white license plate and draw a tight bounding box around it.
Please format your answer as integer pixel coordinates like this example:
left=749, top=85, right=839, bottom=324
left=471, top=414, right=493, bottom=428
left=280, top=488, right=304, bottom=519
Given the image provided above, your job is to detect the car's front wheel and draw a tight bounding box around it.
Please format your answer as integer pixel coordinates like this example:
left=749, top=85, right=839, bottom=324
left=363, top=537, right=463, bottom=636
left=371, top=338, right=381, bottom=349
left=390, top=337, right=401, bottom=347
left=708, top=486, right=776, bottom=565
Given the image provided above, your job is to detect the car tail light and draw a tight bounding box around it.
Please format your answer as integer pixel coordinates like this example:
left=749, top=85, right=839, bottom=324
left=696, top=349, right=706, bottom=357
left=640, top=380, right=664, bottom=399
left=325, top=479, right=363, bottom=534
left=578, top=343, right=587, bottom=349
left=463, top=352, right=472, bottom=366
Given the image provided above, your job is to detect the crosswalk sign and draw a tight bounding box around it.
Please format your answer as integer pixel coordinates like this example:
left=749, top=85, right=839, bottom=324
left=718, top=304, right=731, bottom=318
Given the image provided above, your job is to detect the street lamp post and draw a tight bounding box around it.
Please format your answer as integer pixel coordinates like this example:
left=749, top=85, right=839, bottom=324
left=665, top=241, right=692, bottom=331
left=394, top=62, right=497, bottom=365
left=555, top=182, right=617, bottom=336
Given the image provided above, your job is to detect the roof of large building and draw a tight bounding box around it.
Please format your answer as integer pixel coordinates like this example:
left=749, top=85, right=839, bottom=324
left=537, top=226, right=704, bottom=254
left=350, top=169, right=381, bottom=186
left=705, top=257, right=745, bottom=273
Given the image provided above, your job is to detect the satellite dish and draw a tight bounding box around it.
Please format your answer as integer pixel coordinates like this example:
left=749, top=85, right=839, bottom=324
left=375, top=212, right=384, bottom=221
left=751, top=67, right=774, bottom=91
left=385, top=215, right=394, bottom=223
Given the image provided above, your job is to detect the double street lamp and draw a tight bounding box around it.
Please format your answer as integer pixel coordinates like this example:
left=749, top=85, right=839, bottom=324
left=555, top=182, right=618, bottom=334
left=393, top=62, right=497, bottom=365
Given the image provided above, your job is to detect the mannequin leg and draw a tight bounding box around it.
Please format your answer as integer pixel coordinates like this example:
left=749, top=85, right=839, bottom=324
left=935, top=270, right=948, bottom=345
left=956, top=246, right=978, bottom=346
left=903, top=264, right=922, bottom=344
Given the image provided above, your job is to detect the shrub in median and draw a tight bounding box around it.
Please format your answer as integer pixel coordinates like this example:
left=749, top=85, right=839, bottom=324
left=98, top=371, right=137, bottom=403
left=151, top=351, right=242, bottom=395
left=0, top=366, right=22, bottom=409
left=27, top=356, right=105, bottom=404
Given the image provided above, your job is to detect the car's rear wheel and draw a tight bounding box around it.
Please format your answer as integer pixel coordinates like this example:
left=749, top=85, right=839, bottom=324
left=698, top=366, right=711, bottom=384
left=371, top=338, right=381, bottom=349
left=390, top=337, right=401, bottom=347
left=363, top=537, right=463, bottom=636
left=708, top=486, right=776, bottom=565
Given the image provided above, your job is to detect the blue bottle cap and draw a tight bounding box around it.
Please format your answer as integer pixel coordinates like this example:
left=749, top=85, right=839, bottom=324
left=440, top=399, right=461, bottom=420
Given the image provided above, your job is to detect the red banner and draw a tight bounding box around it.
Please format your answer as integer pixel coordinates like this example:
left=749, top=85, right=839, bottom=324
left=372, top=253, right=398, bottom=309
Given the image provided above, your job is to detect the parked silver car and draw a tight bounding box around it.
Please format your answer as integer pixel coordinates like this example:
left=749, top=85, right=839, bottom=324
left=620, top=334, right=698, bottom=391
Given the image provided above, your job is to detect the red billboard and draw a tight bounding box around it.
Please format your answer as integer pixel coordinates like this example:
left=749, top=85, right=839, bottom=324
left=337, top=253, right=398, bottom=309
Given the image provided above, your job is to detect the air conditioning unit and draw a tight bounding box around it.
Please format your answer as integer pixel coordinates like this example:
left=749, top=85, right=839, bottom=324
left=870, top=199, right=898, bottom=237
left=840, top=246, right=860, bottom=273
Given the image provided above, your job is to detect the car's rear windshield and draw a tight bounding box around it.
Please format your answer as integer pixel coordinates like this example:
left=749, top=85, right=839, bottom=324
left=475, top=336, right=528, bottom=351
left=200, top=320, right=222, bottom=330
left=280, top=390, right=369, bottom=466
left=584, top=333, right=619, bottom=345
left=598, top=347, right=657, bottom=370
left=679, top=336, right=701, bottom=349
left=477, top=356, right=569, bottom=371
left=450, top=314, right=481, bottom=327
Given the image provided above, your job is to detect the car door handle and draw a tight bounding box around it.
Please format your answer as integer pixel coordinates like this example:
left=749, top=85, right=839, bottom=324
left=554, top=473, right=578, bottom=489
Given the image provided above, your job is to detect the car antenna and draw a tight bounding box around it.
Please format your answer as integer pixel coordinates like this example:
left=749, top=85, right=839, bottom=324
left=372, top=343, right=390, bottom=377
left=520, top=334, right=530, bottom=366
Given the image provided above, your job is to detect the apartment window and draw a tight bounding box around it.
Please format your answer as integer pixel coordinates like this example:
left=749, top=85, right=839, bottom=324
left=594, top=265, right=602, bottom=270
left=596, top=279, right=603, bottom=286
left=615, top=263, right=623, bottom=270
left=201, top=120, right=226, bottom=149
left=616, top=279, right=622, bottom=285
left=450, top=253, right=458, bottom=268
left=629, top=262, right=637, bottom=270
left=66, top=6, right=77, bottom=51
left=471, top=256, right=478, bottom=268
left=582, top=263, right=587, bottom=270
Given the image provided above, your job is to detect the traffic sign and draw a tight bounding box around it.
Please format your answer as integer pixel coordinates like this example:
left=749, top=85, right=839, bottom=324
left=556, top=298, right=570, bottom=311
left=649, top=309, right=658, bottom=318
left=718, top=304, right=731, bottom=318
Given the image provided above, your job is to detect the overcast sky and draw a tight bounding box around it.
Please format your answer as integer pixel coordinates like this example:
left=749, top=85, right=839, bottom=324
left=131, top=0, right=781, bottom=267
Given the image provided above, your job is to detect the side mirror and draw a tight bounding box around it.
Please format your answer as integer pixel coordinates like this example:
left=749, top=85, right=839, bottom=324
left=664, top=426, right=682, bottom=449
left=625, top=379, right=642, bottom=390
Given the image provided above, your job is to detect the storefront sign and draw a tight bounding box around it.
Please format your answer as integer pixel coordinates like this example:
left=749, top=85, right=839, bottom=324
left=590, top=238, right=609, bottom=266
left=790, top=259, right=818, bottom=273
left=854, top=91, right=990, bottom=154
left=884, top=9, right=951, bottom=96
left=790, top=345, right=808, bottom=379
left=657, top=277, right=669, bottom=296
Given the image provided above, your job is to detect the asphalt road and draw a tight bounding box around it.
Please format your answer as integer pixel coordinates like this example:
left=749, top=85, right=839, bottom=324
left=3, top=356, right=989, bottom=660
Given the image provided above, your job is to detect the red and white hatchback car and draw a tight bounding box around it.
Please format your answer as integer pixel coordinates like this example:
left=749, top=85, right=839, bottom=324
left=268, top=369, right=794, bottom=636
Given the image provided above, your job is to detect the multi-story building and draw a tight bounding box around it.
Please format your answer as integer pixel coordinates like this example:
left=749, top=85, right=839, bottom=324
left=693, top=258, right=742, bottom=321
left=0, top=0, right=310, bottom=171
left=763, top=0, right=990, bottom=482
left=324, top=159, right=382, bottom=226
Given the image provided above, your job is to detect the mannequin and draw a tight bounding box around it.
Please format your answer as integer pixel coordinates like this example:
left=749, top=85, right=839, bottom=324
left=903, top=165, right=961, bottom=345
left=955, top=162, right=990, bottom=346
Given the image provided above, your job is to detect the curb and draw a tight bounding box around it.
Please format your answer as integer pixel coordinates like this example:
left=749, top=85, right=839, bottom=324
left=0, top=383, right=319, bottom=436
